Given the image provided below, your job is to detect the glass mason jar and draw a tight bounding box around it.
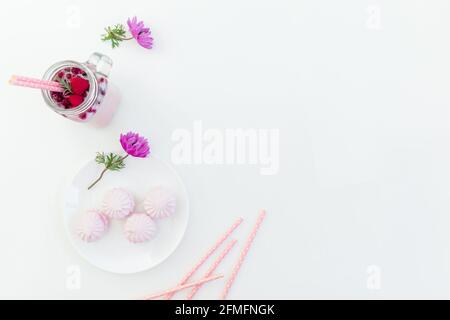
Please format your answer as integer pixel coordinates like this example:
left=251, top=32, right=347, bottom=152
left=42, top=53, right=120, bottom=127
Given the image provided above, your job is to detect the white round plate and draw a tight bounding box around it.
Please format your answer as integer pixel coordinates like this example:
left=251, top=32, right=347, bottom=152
left=63, top=156, right=189, bottom=274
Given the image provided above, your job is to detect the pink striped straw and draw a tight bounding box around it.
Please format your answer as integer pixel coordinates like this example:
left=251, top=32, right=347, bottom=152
left=13, top=75, right=62, bottom=87
left=186, top=240, right=237, bottom=300
left=220, top=210, right=266, bottom=300
left=9, top=75, right=63, bottom=92
left=143, top=274, right=223, bottom=300
left=165, top=217, right=244, bottom=300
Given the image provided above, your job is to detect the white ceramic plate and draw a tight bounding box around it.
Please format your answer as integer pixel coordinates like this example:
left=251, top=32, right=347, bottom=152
left=63, top=156, right=189, bottom=274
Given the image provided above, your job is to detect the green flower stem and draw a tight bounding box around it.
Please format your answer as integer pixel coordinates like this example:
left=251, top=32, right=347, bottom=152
left=87, top=154, right=129, bottom=190
left=87, top=167, right=108, bottom=191
left=101, top=24, right=133, bottom=48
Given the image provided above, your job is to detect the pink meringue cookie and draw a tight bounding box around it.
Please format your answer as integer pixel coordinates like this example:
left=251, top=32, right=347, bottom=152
left=76, top=209, right=109, bottom=242
left=124, top=213, right=158, bottom=243
left=143, top=186, right=176, bottom=219
left=101, top=188, right=135, bottom=219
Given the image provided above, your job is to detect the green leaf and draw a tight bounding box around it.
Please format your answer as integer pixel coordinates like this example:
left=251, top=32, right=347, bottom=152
left=58, top=78, right=72, bottom=96
left=101, top=24, right=127, bottom=49
left=95, top=152, right=106, bottom=165
left=104, top=152, right=126, bottom=171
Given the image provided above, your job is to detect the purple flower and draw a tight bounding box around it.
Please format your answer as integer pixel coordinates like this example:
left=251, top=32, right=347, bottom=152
left=127, top=16, right=153, bottom=49
left=120, top=132, right=150, bottom=158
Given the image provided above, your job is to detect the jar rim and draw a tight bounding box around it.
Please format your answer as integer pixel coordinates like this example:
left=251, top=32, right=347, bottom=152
left=42, top=60, right=99, bottom=116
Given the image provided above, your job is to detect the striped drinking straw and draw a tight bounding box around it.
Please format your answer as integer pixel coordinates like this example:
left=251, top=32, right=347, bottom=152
left=220, top=210, right=266, bottom=300
left=9, top=75, right=64, bottom=92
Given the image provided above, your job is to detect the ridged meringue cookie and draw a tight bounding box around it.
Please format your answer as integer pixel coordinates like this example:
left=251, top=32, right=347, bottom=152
left=76, top=209, right=109, bottom=242
left=143, top=186, right=176, bottom=219
left=102, top=188, right=135, bottom=219
left=124, top=213, right=158, bottom=243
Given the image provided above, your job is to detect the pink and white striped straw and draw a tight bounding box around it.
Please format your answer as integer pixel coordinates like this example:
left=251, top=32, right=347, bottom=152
left=220, top=210, right=266, bottom=300
left=13, top=75, right=62, bottom=87
left=143, top=274, right=223, bottom=300
left=9, top=75, right=63, bottom=92
left=165, top=217, right=243, bottom=300
left=186, top=240, right=237, bottom=300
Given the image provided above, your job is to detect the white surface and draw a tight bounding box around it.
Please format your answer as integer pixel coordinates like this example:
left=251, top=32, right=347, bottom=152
left=1, top=0, right=450, bottom=299
left=64, top=157, right=189, bottom=274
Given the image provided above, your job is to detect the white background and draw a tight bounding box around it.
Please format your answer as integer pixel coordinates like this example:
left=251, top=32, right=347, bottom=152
left=1, top=0, right=450, bottom=299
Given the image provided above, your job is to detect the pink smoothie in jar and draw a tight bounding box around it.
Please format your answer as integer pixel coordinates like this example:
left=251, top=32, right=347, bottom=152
left=42, top=53, right=120, bottom=127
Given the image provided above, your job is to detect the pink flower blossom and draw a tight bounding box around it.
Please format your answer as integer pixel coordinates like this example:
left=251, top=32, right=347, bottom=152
left=127, top=16, right=153, bottom=49
left=120, top=132, right=150, bottom=158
